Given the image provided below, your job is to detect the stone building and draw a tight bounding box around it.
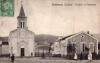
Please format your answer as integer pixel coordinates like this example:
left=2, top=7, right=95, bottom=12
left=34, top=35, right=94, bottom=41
left=51, top=41, right=61, bottom=55
left=52, top=31, right=98, bottom=57
left=8, top=5, right=35, bottom=57
left=0, top=37, right=9, bottom=56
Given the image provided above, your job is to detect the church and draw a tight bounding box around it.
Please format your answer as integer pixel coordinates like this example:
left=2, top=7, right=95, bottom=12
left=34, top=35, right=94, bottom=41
left=8, top=5, right=35, bottom=57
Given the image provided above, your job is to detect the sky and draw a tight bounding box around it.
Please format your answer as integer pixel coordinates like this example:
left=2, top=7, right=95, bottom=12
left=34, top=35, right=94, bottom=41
left=0, top=0, right=100, bottom=37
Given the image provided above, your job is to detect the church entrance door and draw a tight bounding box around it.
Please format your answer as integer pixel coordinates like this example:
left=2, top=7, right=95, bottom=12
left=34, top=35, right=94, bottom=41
left=21, top=48, right=25, bottom=56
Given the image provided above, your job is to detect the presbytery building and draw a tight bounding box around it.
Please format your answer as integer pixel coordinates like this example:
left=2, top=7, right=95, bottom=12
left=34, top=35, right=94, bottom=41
left=52, top=31, right=98, bottom=57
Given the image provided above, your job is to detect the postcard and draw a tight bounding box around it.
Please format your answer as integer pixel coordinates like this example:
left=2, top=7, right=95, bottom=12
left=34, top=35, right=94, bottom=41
left=0, top=0, right=100, bottom=63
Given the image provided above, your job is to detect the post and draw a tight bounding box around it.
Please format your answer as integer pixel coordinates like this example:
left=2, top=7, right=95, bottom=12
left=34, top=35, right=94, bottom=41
left=96, top=41, right=98, bottom=54
left=42, top=48, right=45, bottom=59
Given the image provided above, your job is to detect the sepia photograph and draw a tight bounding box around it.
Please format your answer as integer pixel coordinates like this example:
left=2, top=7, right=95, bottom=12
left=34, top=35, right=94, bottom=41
left=0, top=0, right=100, bottom=63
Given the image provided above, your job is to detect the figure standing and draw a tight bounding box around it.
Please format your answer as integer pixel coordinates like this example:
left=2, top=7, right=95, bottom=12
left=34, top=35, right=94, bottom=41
left=11, top=54, right=15, bottom=63
left=31, top=52, right=33, bottom=57
left=74, top=53, right=78, bottom=60
left=88, top=51, right=92, bottom=61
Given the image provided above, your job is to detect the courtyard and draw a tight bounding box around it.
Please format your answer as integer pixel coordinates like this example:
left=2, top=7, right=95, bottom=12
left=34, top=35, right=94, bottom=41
left=0, top=57, right=100, bottom=63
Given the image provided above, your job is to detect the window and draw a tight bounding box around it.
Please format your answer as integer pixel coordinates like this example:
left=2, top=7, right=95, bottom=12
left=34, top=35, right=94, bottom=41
left=20, top=22, right=25, bottom=28
left=67, top=44, right=75, bottom=53
left=80, top=42, right=89, bottom=53
left=23, top=22, right=24, bottom=28
left=21, top=22, right=22, bottom=28
left=82, top=43, right=85, bottom=52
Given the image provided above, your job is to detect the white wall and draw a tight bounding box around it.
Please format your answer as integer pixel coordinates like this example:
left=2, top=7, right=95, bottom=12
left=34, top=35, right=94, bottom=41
left=2, top=45, right=9, bottom=54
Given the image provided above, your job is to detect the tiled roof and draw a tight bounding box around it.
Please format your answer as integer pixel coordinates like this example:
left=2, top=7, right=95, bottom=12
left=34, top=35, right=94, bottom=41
left=0, top=37, right=8, bottom=45
left=58, top=34, right=75, bottom=41
left=0, top=37, right=8, bottom=42
left=57, top=31, right=99, bottom=42
left=92, top=34, right=100, bottom=42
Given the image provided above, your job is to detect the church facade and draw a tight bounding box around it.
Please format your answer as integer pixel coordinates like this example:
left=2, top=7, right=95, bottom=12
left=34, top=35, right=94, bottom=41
left=8, top=5, right=35, bottom=57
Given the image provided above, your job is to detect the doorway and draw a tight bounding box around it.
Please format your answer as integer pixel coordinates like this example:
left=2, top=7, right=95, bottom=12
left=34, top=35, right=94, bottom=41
left=89, top=43, right=94, bottom=52
left=67, top=44, right=76, bottom=54
left=20, top=48, right=25, bottom=56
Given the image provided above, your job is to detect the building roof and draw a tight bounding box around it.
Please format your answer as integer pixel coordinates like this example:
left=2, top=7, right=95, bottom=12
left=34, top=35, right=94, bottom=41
left=58, top=31, right=98, bottom=42
left=0, top=37, right=8, bottom=45
left=0, top=37, right=8, bottom=42
left=58, top=34, right=75, bottom=41
left=36, top=44, right=51, bottom=50
left=18, top=5, right=26, bottom=17
left=93, top=34, right=100, bottom=42
left=9, top=29, right=35, bottom=39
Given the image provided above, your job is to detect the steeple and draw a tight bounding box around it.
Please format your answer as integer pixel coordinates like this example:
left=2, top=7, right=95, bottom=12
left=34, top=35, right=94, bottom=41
left=18, top=0, right=26, bottom=17
left=17, top=4, right=27, bottom=29
left=19, top=5, right=25, bottom=17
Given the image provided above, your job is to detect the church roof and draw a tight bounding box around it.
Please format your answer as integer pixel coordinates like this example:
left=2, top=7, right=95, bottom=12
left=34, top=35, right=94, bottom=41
left=19, top=5, right=25, bottom=17
left=9, top=29, right=35, bottom=39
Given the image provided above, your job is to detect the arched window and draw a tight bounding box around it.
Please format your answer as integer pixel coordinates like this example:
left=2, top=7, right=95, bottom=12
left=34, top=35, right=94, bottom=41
left=23, top=22, right=24, bottom=28
left=20, top=22, right=25, bottom=28
left=21, top=22, right=23, bottom=28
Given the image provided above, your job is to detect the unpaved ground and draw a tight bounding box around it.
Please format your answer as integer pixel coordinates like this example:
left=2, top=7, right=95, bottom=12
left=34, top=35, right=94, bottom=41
left=0, top=57, right=99, bottom=63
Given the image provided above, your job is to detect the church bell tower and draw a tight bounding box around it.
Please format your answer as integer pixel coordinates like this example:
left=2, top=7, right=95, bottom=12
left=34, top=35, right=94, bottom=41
left=17, top=5, right=28, bottom=29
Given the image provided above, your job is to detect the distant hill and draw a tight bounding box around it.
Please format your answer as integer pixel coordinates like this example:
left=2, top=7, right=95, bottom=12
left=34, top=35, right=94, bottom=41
left=35, top=34, right=59, bottom=45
